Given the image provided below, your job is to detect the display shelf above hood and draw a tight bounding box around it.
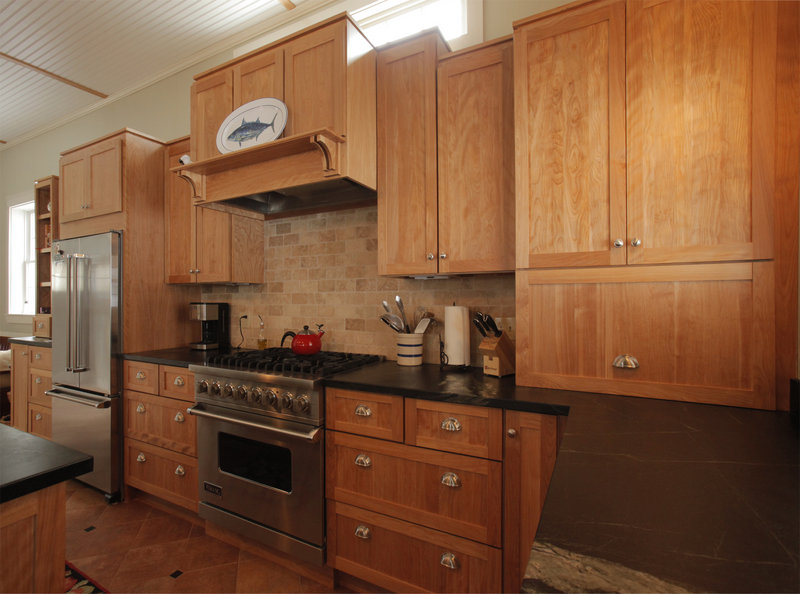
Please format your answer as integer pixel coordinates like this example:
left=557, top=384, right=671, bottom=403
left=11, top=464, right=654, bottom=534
left=172, top=128, right=376, bottom=219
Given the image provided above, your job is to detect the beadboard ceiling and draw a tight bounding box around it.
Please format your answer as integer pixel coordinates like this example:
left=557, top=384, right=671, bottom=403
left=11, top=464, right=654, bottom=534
left=0, top=0, right=335, bottom=149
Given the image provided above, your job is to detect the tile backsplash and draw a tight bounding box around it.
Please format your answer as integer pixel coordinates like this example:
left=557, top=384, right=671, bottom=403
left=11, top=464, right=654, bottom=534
left=202, top=206, right=515, bottom=365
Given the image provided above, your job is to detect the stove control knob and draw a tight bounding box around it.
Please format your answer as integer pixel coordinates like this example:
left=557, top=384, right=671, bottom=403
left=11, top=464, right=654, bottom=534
left=222, top=383, right=234, bottom=398
left=198, top=379, right=209, bottom=393
left=294, top=395, right=311, bottom=413
left=265, top=389, right=278, bottom=407
left=250, top=387, right=264, bottom=405
left=236, top=385, right=248, bottom=400
left=210, top=381, right=221, bottom=395
left=280, top=392, right=294, bottom=411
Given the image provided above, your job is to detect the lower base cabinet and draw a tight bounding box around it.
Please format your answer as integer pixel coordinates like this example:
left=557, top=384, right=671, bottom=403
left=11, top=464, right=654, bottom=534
left=124, top=438, right=198, bottom=511
left=325, top=388, right=559, bottom=592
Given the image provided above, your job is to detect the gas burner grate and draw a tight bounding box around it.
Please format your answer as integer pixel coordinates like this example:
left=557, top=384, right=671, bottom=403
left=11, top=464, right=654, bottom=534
left=206, top=348, right=381, bottom=378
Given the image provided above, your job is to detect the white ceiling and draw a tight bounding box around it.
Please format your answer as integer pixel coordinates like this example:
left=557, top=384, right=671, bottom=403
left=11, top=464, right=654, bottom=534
left=0, top=0, right=341, bottom=149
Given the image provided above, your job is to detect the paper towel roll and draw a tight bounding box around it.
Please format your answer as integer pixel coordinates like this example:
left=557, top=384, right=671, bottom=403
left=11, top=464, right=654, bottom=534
left=444, top=306, right=470, bottom=366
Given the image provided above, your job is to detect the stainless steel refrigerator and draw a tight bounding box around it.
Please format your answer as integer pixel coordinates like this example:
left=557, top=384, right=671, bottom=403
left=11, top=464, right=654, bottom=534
left=47, top=231, right=122, bottom=501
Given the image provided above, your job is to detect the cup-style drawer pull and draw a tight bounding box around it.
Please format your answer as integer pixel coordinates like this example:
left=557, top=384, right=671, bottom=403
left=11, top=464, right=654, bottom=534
left=174, top=411, right=185, bottom=423
left=441, top=472, right=462, bottom=488
left=135, top=371, right=146, bottom=380
left=136, top=403, right=146, bottom=414
left=612, top=354, right=640, bottom=369
left=35, top=413, right=43, bottom=421
left=174, top=376, right=185, bottom=387
left=440, top=417, right=462, bottom=432
left=136, top=453, right=146, bottom=463
left=440, top=552, right=458, bottom=570
left=354, top=404, right=372, bottom=417
left=354, top=525, right=371, bottom=540
left=175, top=465, right=185, bottom=477
left=354, top=454, right=372, bottom=468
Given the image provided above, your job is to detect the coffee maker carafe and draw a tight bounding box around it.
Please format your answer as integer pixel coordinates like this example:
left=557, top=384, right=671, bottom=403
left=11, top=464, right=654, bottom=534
left=189, top=302, right=230, bottom=350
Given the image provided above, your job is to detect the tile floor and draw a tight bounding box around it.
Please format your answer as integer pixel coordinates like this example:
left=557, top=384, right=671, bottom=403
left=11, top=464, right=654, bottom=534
left=65, top=481, right=343, bottom=593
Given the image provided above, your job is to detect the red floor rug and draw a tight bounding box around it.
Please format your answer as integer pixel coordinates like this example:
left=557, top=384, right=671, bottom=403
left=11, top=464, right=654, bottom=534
left=65, top=561, right=108, bottom=593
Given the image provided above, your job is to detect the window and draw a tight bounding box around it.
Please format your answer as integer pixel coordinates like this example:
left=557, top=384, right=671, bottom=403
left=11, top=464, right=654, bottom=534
left=352, top=0, right=482, bottom=49
left=8, top=201, right=36, bottom=316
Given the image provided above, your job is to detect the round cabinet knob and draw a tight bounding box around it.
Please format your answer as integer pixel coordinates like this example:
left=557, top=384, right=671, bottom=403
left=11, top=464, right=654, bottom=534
left=174, top=412, right=185, bottom=423
left=135, top=370, right=146, bottom=380
left=222, top=383, right=234, bottom=398
left=279, top=392, right=294, bottom=410
left=34, top=352, right=41, bottom=360
left=630, top=238, right=642, bottom=247
left=354, top=525, right=371, bottom=540
left=136, top=453, right=146, bottom=463
left=236, top=385, right=248, bottom=400
left=506, top=428, right=517, bottom=438
left=136, top=403, right=146, bottom=414
left=174, top=465, right=185, bottom=477
left=427, top=253, right=435, bottom=261
left=439, top=252, right=447, bottom=260
left=35, top=377, right=42, bottom=384
left=173, top=376, right=185, bottom=387
left=198, top=379, right=209, bottom=393
left=613, top=239, right=624, bottom=248
left=210, top=381, right=221, bottom=395
left=294, top=395, right=311, bottom=413
left=35, top=413, right=42, bottom=421
left=251, top=387, right=264, bottom=404
left=440, top=552, right=458, bottom=570
left=265, top=389, right=278, bottom=407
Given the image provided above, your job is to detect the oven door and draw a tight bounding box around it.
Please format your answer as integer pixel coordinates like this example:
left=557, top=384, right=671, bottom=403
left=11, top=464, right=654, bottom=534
left=190, top=402, right=324, bottom=552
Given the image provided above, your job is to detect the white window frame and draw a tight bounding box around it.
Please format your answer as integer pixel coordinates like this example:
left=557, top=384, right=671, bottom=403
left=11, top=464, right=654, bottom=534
left=7, top=200, right=37, bottom=318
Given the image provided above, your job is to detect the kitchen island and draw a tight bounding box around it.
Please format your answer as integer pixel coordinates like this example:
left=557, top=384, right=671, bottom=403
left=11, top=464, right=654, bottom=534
left=0, top=424, right=93, bottom=592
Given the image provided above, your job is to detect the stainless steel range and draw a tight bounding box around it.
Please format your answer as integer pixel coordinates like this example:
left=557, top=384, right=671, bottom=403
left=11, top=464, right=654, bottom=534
left=187, top=348, right=380, bottom=565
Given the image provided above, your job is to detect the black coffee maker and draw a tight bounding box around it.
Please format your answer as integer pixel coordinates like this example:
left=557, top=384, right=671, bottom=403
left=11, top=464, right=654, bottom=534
left=189, top=302, right=230, bottom=350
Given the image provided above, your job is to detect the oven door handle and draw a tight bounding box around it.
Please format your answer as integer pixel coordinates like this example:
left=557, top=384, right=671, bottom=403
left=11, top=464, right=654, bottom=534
left=186, top=406, right=322, bottom=443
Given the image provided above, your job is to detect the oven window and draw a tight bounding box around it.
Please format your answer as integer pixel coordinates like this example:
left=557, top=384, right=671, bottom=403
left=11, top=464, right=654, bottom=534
left=218, top=432, right=292, bottom=493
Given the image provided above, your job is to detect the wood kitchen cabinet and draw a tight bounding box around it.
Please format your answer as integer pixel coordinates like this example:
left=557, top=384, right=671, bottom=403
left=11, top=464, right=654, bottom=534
left=10, top=344, right=29, bottom=431
left=122, top=360, right=198, bottom=511
left=325, top=387, right=558, bottom=592
left=165, top=137, right=264, bottom=284
left=33, top=176, right=58, bottom=325
left=377, top=33, right=514, bottom=276
left=60, top=135, right=122, bottom=224
left=515, top=0, right=777, bottom=268
left=9, top=344, right=52, bottom=437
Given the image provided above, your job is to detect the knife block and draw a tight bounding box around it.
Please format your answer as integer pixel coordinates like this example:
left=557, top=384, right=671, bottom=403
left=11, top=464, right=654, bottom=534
left=478, top=333, right=515, bottom=377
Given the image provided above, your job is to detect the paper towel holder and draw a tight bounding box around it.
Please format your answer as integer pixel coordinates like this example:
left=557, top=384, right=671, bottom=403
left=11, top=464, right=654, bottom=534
left=438, top=336, right=472, bottom=372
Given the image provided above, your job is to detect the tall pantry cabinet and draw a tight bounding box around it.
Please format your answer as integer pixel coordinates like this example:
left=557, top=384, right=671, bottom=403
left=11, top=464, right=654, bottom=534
left=514, top=0, right=799, bottom=410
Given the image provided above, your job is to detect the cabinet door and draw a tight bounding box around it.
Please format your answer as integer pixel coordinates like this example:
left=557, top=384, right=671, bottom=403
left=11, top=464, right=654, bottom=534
left=233, top=49, right=284, bottom=108
left=195, top=206, right=231, bottom=283
left=516, top=263, right=775, bottom=409
left=627, top=0, right=775, bottom=264
left=377, top=32, right=443, bottom=276
left=230, top=214, right=264, bottom=284
left=59, top=152, right=87, bottom=223
left=515, top=0, right=626, bottom=268
left=10, top=345, right=29, bottom=430
left=164, top=139, right=196, bottom=284
left=191, top=70, right=233, bottom=161
left=437, top=41, right=514, bottom=274
left=28, top=404, right=52, bottom=439
left=85, top=136, right=123, bottom=218
left=283, top=21, right=345, bottom=136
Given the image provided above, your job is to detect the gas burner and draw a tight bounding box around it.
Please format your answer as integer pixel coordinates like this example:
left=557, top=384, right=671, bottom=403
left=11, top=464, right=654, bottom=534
left=206, top=348, right=381, bottom=378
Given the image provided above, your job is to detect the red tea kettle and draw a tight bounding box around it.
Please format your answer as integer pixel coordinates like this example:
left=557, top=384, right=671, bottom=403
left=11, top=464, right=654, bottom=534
left=281, top=324, right=325, bottom=355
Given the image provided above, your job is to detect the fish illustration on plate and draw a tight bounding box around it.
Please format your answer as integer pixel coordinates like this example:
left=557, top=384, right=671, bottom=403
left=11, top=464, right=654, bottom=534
left=227, top=112, right=279, bottom=146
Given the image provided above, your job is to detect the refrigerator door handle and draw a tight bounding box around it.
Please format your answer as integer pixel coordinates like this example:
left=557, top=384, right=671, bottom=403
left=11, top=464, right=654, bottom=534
left=72, top=254, right=87, bottom=372
left=65, top=254, right=73, bottom=372
left=46, top=387, right=111, bottom=409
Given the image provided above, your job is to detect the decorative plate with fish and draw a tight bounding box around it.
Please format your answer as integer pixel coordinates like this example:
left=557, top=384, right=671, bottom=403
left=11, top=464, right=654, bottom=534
left=216, top=98, right=288, bottom=153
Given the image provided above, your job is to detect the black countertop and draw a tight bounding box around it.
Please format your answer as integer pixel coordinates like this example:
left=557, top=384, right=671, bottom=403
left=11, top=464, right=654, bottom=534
left=0, top=424, right=93, bottom=503
left=121, top=352, right=799, bottom=592
left=8, top=336, right=51, bottom=347
left=123, top=347, right=218, bottom=368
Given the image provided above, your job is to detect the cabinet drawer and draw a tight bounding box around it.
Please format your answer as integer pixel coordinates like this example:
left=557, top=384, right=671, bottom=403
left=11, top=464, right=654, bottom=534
left=159, top=366, right=194, bottom=401
left=124, top=391, right=196, bottom=456
left=32, top=315, right=52, bottom=338
left=29, top=346, right=51, bottom=370
left=123, top=361, right=158, bottom=394
left=328, top=501, right=501, bottom=593
left=124, top=438, right=198, bottom=511
left=28, top=404, right=51, bottom=439
left=326, top=388, right=404, bottom=442
left=327, top=432, right=502, bottom=546
left=28, top=370, right=52, bottom=407
left=405, top=400, right=503, bottom=460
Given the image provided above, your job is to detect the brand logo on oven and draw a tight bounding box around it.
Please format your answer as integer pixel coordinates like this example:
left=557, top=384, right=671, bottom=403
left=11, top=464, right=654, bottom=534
left=203, top=482, right=223, bottom=496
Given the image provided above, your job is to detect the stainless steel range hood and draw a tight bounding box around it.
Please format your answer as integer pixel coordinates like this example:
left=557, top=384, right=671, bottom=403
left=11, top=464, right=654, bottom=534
left=174, top=129, right=377, bottom=220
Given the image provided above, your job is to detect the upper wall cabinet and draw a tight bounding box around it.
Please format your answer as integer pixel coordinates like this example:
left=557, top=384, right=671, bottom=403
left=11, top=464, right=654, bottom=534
left=185, top=14, right=376, bottom=208
left=377, top=34, right=515, bottom=276
left=60, top=135, right=123, bottom=223
left=515, top=0, right=777, bottom=269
